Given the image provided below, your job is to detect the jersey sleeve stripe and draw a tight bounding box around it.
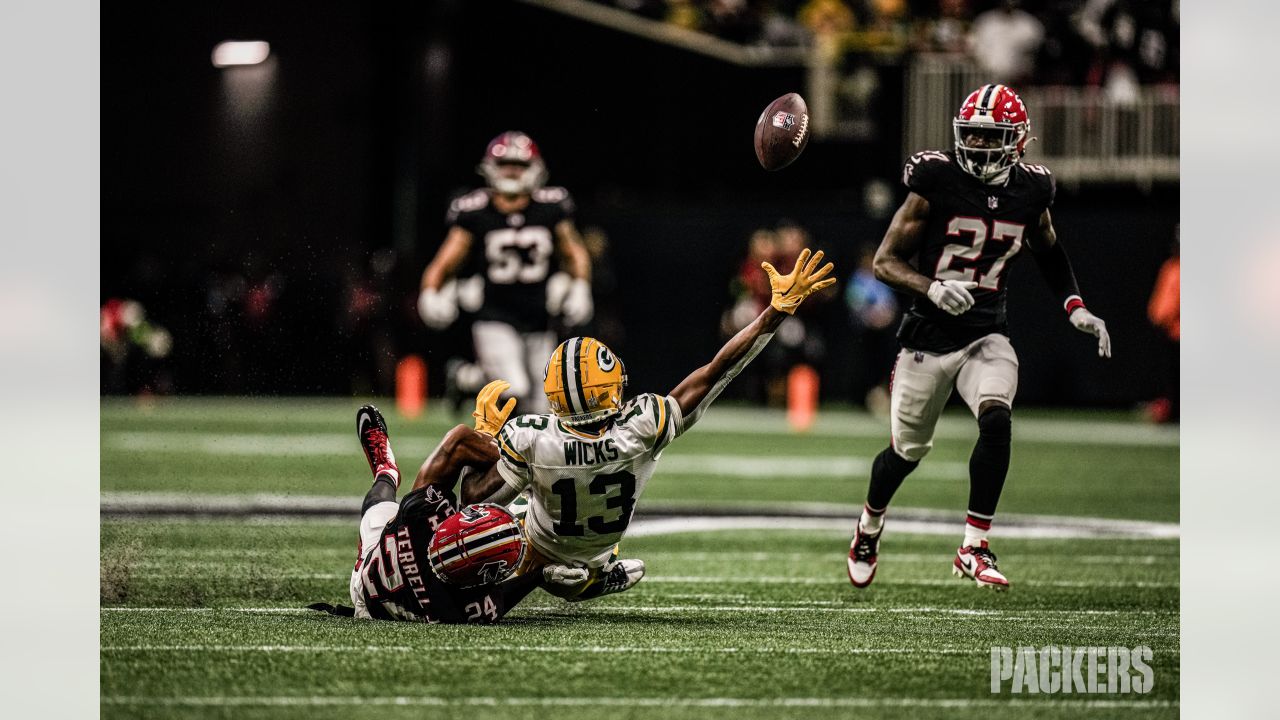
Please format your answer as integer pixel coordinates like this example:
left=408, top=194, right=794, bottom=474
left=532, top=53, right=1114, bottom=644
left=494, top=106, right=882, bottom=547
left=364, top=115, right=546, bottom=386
left=499, top=437, right=528, bottom=467
left=653, top=396, right=674, bottom=453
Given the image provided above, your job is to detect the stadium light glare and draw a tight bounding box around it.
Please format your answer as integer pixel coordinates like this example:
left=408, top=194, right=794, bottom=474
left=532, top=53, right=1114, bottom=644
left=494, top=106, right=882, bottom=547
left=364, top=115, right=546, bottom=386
left=211, top=41, right=270, bottom=68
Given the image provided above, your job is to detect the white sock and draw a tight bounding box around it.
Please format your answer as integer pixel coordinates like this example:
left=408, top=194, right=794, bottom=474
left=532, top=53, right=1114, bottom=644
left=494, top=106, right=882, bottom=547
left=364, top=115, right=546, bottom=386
left=963, top=523, right=987, bottom=548
left=860, top=506, right=885, bottom=535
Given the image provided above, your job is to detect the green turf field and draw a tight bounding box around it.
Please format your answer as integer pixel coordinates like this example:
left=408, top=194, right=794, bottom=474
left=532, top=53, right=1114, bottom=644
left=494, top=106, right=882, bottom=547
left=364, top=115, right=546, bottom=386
left=101, top=398, right=1179, bottom=718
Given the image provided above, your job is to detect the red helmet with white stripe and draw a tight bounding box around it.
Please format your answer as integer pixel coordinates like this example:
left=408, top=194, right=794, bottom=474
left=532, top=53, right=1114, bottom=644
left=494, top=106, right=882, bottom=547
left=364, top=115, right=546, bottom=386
left=954, top=84, right=1031, bottom=181
left=478, top=131, right=549, bottom=196
left=428, top=503, right=526, bottom=588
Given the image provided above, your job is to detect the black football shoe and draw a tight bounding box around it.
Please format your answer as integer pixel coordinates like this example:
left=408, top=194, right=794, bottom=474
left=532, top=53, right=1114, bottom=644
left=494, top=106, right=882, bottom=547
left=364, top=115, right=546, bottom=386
left=356, top=405, right=398, bottom=480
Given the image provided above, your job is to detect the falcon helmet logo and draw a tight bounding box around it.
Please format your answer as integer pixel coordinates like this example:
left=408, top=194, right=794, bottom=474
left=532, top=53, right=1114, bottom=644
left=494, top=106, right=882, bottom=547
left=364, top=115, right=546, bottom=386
left=772, top=111, right=795, bottom=130
left=459, top=505, right=490, bottom=524
left=476, top=560, right=512, bottom=585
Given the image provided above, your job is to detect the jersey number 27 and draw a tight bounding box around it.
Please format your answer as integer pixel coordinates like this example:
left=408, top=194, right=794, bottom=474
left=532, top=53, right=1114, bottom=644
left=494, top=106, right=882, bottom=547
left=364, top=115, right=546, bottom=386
left=935, top=216, right=1025, bottom=291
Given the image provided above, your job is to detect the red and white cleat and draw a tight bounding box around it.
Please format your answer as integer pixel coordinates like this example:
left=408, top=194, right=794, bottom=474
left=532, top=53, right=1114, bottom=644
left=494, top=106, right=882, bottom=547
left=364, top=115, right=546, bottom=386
left=953, top=540, right=1010, bottom=591
left=846, top=523, right=882, bottom=588
left=356, top=405, right=399, bottom=481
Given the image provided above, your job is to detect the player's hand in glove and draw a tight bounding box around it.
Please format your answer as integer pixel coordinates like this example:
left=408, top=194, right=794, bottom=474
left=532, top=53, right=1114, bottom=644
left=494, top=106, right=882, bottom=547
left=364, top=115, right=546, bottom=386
left=927, top=279, right=978, bottom=316
left=561, top=278, right=594, bottom=326
left=542, top=563, right=590, bottom=589
left=1070, top=307, right=1112, bottom=358
left=762, top=248, right=837, bottom=314
left=472, top=379, right=517, bottom=436
left=417, top=286, right=457, bottom=329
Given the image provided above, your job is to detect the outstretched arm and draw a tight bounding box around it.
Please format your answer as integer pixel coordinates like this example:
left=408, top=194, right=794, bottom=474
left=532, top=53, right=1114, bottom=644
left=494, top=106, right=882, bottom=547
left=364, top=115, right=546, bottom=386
left=670, top=248, right=836, bottom=431
left=1028, top=209, right=1111, bottom=358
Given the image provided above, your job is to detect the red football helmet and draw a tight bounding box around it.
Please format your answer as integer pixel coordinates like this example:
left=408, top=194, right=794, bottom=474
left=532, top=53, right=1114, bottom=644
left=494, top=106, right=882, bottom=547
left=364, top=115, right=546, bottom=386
left=478, top=131, right=548, bottom=195
left=954, top=84, right=1031, bottom=181
left=427, top=503, right=526, bottom=588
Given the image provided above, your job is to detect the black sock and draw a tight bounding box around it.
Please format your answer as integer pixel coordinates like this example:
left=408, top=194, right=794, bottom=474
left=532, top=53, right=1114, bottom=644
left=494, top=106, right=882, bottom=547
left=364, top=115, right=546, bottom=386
left=361, top=475, right=398, bottom=515
left=967, top=406, right=1012, bottom=519
left=866, top=446, right=919, bottom=511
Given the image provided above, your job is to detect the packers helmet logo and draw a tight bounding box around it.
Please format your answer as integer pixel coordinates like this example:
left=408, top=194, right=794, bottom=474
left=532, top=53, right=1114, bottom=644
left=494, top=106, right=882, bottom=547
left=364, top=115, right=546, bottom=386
left=597, top=346, right=616, bottom=372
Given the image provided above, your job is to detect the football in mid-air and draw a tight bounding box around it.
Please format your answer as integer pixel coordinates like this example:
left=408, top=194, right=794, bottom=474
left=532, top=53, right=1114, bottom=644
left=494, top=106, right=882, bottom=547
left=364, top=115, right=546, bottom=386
left=754, top=92, right=811, bottom=171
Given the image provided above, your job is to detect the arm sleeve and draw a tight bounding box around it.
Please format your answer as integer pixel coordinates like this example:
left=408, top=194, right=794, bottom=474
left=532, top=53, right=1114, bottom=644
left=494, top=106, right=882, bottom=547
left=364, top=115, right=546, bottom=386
left=1029, top=235, right=1082, bottom=308
left=495, top=420, right=533, bottom=492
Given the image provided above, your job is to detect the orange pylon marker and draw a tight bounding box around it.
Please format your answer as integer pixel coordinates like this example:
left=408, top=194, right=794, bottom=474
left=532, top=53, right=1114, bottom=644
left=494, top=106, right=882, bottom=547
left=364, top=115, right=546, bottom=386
left=396, top=355, right=427, bottom=419
left=787, top=364, right=819, bottom=432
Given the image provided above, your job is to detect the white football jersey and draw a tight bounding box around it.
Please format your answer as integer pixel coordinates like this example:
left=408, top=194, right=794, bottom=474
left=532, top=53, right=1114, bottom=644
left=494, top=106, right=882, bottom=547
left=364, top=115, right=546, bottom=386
left=496, top=393, right=684, bottom=567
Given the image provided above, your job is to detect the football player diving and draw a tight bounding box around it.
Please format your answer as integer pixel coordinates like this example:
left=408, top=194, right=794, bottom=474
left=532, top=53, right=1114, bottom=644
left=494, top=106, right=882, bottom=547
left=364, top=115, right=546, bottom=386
left=418, top=131, right=593, bottom=413
left=457, top=248, right=837, bottom=601
left=846, top=84, right=1112, bottom=592
left=309, top=381, right=590, bottom=623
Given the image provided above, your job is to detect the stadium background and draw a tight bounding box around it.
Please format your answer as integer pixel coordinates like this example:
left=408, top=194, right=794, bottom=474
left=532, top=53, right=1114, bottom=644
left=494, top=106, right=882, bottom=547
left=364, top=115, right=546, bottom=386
left=101, top=0, right=1178, bottom=409
left=99, top=3, right=1179, bottom=714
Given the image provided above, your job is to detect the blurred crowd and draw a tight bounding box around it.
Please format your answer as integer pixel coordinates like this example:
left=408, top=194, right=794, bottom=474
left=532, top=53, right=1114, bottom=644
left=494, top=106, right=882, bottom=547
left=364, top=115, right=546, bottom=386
left=721, top=221, right=898, bottom=413
left=593, top=0, right=1179, bottom=86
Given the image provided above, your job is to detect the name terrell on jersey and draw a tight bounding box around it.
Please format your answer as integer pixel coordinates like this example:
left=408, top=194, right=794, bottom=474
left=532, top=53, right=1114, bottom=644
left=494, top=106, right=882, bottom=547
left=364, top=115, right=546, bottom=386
left=897, top=150, right=1055, bottom=354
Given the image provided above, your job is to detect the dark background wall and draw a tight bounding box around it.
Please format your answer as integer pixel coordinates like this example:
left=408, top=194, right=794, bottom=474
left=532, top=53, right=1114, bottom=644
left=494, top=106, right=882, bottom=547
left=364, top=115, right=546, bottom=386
left=101, top=0, right=1178, bottom=405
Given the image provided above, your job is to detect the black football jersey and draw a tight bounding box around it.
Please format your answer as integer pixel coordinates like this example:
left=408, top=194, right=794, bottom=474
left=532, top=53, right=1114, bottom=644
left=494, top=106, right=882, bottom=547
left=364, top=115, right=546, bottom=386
left=446, top=186, right=575, bottom=332
left=355, top=485, right=514, bottom=624
left=896, top=151, right=1055, bottom=353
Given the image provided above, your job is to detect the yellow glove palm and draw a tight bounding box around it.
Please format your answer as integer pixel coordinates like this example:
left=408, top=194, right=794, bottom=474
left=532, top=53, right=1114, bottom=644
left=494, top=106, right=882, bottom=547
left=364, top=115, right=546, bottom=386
left=762, top=248, right=837, bottom=315
left=473, top=379, right=517, bottom=436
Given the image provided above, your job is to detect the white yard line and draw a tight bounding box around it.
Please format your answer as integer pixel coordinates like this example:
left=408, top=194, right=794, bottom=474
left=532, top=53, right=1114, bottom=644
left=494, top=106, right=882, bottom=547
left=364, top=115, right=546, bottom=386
left=101, top=605, right=1176, bottom=616
left=123, top=571, right=1178, bottom=589
left=99, top=644, right=988, bottom=655
left=99, top=494, right=1181, bottom=539
left=99, top=695, right=1178, bottom=709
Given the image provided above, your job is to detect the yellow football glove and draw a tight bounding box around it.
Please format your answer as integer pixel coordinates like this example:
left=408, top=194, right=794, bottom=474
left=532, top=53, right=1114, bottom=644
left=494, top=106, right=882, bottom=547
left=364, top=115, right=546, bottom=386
left=472, top=379, right=517, bottom=436
left=762, top=248, right=837, bottom=315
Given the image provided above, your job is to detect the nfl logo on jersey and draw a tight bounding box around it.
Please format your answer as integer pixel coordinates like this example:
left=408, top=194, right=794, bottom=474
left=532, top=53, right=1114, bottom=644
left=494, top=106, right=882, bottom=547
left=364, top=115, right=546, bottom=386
left=988, top=196, right=998, bottom=210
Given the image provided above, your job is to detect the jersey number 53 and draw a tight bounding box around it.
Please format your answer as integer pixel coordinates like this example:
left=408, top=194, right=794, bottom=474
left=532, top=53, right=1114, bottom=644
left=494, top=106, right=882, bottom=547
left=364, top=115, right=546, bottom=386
left=484, top=227, right=553, bottom=284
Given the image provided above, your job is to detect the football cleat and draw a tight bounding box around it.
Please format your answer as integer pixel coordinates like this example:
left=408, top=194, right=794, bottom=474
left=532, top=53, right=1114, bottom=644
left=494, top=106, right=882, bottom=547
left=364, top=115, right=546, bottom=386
left=847, top=523, right=881, bottom=588
left=568, top=558, right=645, bottom=602
left=355, top=405, right=398, bottom=480
left=952, top=540, right=1010, bottom=591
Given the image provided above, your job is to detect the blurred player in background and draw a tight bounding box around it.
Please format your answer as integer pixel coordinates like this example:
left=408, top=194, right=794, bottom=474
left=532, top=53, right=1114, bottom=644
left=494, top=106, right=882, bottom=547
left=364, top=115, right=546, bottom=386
left=468, top=249, right=836, bottom=601
left=846, top=84, right=1111, bottom=591
left=418, top=131, right=593, bottom=412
